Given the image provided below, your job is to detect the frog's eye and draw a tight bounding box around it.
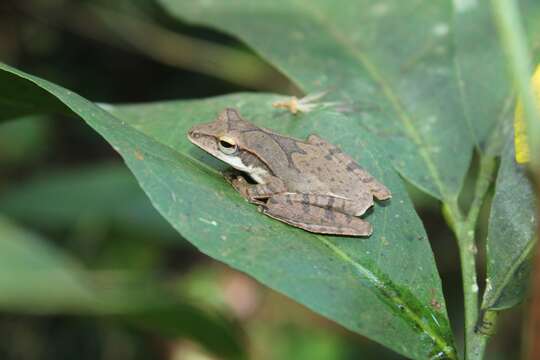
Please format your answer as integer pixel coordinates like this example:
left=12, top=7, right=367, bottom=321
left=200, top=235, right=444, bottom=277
left=218, top=137, right=237, bottom=155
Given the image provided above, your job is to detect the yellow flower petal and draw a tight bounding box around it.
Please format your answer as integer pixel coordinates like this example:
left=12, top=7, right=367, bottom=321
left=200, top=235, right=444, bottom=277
left=514, top=64, right=540, bottom=164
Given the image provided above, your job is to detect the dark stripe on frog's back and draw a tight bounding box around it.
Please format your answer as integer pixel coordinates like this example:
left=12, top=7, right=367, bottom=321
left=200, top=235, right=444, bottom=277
left=224, top=110, right=307, bottom=172
left=239, top=127, right=307, bottom=173
left=238, top=150, right=270, bottom=172
left=225, top=110, right=258, bottom=132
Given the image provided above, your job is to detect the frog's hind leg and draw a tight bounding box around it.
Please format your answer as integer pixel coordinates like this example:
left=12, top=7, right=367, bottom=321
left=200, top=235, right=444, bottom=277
left=261, top=193, right=373, bottom=236
left=307, top=135, right=391, bottom=201
left=271, top=192, right=372, bottom=217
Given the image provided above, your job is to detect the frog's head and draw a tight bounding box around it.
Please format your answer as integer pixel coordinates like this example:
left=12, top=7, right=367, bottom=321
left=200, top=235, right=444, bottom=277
left=187, top=108, right=257, bottom=169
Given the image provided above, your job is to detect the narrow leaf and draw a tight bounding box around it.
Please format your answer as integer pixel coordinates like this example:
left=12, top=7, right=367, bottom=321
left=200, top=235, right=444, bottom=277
left=482, top=138, right=537, bottom=310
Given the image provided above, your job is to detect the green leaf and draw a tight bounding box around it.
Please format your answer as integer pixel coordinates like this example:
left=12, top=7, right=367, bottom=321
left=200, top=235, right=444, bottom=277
left=452, top=0, right=512, bottom=152
left=0, top=163, right=179, bottom=240
left=159, top=0, right=474, bottom=200
left=0, top=215, right=93, bottom=311
left=0, top=63, right=455, bottom=359
left=0, top=215, right=245, bottom=358
left=482, top=137, right=537, bottom=310
left=0, top=115, right=51, bottom=165
left=452, top=0, right=540, bottom=154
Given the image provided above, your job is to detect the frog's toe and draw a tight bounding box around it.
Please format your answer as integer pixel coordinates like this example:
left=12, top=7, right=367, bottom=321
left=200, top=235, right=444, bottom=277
left=372, top=185, right=392, bottom=201
left=349, top=194, right=374, bottom=217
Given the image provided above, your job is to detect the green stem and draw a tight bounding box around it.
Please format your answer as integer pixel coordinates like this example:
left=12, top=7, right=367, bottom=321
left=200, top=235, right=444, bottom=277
left=465, top=157, right=497, bottom=230
left=445, top=200, right=478, bottom=359
left=470, top=310, right=498, bottom=359
left=444, top=155, right=497, bottom=360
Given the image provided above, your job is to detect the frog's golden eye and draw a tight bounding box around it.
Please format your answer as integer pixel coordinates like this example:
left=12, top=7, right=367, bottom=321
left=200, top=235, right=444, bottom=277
left=218, top=136, right=237, bottom=155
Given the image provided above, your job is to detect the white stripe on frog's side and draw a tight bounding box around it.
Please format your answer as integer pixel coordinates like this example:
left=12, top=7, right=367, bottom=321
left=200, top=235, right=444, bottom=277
left=215, top=152, right=271, bottom=184
left=246, top=166, right=270, bottom=184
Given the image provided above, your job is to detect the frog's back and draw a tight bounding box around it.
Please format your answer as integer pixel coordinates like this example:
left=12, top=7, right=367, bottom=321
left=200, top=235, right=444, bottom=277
left=295, top=135, right=369, bottom=198
left=284, top=141, right=367, bottom=196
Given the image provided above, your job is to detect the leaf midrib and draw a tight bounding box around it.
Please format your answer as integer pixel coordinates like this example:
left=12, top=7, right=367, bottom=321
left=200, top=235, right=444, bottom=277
left=315, top=235, right=454, bottom=358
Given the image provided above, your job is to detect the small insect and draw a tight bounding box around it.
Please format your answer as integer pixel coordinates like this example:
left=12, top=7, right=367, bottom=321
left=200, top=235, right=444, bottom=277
left=475, top=310, right=497, bottom=336
left=272, top=91, right=337, bottom=115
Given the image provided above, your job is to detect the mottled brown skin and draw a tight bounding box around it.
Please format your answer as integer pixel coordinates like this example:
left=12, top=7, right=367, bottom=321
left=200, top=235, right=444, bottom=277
left=187, top=108, right=391, bottom=236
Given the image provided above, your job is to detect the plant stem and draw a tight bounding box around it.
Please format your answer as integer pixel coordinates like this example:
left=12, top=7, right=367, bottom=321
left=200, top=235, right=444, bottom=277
left=444, top=155, right=497, bottom=360
left=445, top=200, right=478, bottom=359
left=472, top=310, right=498, bottom=357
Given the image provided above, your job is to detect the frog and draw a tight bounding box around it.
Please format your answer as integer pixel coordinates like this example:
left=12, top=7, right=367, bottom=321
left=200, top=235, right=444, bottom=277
left=187, top=108, right=391, bottom=236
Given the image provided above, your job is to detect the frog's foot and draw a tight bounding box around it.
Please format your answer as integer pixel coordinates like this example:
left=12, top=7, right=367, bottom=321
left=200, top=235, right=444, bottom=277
left=223, top=171, right=284, bottom=205
left=221, top=169, right=243, bottom=188
left=222, top=170, right=253, bottom=201
left=262, top=195, right=373, bottom=237
left=369, top=182, right=392, bottom=201
left=222, top=169, right=243, bottom=184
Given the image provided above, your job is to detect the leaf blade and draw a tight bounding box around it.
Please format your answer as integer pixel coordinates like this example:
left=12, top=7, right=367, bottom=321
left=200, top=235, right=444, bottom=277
left=0, top=63, right=455, bottom=359
left=111, top=95, right=457, bottom=358
left=452, top=0, right=513, bottom=152
left=482, top=137, right=537, bottom=310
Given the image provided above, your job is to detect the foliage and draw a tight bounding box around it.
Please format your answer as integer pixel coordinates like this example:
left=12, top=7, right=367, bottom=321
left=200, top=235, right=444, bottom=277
left=0, top=1, right=538, bottom=359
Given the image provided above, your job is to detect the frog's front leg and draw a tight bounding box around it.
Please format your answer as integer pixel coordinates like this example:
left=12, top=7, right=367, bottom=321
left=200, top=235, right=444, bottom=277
left=262, top=193, right=373, bottom=236
left=223, top=171, right=286, bottom=205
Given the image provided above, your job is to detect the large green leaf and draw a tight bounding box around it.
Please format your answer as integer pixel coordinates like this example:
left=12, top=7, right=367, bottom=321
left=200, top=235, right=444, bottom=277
left=481, top=138, right=537, bottom=311
left=452, top=0, right=540, bottom=154
left=452, top=0, right=511, bottom=152
left=0, top=63, right=455, bottom=359
left=159, top=0, right=473, bottom=200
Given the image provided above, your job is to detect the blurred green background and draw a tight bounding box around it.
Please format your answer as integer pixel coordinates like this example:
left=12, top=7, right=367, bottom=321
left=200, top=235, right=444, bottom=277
left=0, top=0, right=526, bottom=359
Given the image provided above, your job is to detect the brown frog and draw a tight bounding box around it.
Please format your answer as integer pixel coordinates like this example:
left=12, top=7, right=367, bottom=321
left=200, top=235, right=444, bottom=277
left=187, top=108, right=391, bottom=236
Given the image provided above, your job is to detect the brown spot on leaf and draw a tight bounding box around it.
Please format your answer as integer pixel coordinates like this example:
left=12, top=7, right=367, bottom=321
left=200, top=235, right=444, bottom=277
left=430, top=289, right=442, bottom=311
